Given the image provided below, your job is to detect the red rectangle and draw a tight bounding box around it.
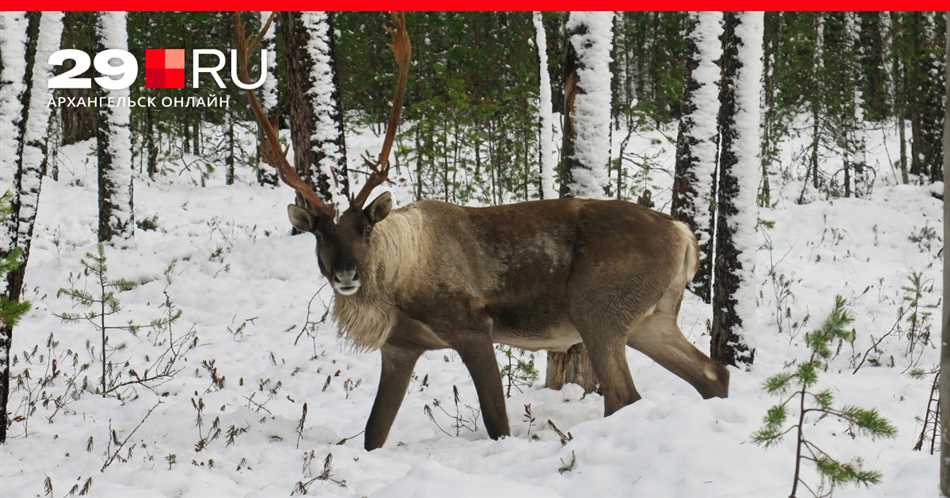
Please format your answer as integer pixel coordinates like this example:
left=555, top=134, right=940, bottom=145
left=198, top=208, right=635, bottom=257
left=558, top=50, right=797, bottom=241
left=145, top=48, right=185, bottom=89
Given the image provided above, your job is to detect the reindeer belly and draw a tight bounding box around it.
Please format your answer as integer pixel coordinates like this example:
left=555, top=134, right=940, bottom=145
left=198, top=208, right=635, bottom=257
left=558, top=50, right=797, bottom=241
left=494, top=323, right=582, bottom=352
left=488, top=304, right=581, bottom=352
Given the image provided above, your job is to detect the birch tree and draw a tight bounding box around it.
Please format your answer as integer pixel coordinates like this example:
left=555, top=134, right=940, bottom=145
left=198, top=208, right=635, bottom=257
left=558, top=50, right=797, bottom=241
left=280, top=12, right=349, bottom=212
left=672, top=11, right=722, bottom=303
left=710, top=12, right=763, bottom=368
left=95, top=11, right=134, bottom=243
left=548, top=11, right=613, bottom=392
left=533, top=12, right=556, bottom=200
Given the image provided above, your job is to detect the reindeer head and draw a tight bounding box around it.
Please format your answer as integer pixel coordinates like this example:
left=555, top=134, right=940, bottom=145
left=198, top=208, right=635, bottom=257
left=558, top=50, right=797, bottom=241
left=287, top=194, right=392, bottom=295
left=235, top=12, right=410, bottom=297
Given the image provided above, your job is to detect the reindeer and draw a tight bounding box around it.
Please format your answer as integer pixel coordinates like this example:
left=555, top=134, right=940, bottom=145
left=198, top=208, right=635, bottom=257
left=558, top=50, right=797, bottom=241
left=235, top=13, right=729, bottom=451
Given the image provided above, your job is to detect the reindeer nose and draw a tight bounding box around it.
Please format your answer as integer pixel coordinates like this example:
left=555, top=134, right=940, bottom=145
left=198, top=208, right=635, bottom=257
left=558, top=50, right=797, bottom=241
left=333, top=268, right=360, bottom=296
left=334, top=269, right=358, bottom=284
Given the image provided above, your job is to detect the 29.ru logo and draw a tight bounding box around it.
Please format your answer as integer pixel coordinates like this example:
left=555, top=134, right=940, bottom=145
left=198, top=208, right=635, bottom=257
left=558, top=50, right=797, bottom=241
left=48, top=48, right=268, bottom=90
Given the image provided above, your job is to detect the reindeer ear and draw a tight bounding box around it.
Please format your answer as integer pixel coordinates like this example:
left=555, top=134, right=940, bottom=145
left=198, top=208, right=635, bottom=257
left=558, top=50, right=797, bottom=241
left=364, top=192, right=392, bottom=225
left=287, top=204, right=316, bottom=232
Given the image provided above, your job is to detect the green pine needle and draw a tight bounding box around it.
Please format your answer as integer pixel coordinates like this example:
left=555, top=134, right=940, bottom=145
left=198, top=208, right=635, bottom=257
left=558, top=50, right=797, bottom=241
left=840, top=406, right=897, bottom=439
left=797, top=362, right=818, bottom=387
left=763, top=372, right=795, bottom=393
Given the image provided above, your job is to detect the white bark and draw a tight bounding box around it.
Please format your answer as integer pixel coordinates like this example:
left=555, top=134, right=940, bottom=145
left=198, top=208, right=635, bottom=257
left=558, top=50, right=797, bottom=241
left=565, top=12, right=613, bottom=198
left=533, top=12, right=556, bottom=200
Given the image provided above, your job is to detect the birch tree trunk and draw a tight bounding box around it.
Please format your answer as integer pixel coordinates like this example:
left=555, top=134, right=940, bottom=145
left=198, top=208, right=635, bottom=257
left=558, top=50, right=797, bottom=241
left=710, top=11, right=763, bottom=368
left=532, top=12, right=556, bottom=200
left=672, top=11, right=722, bottom=303
left=548, top=12, right=613, bottom=393
left=95, top=11, right=134, bottom=243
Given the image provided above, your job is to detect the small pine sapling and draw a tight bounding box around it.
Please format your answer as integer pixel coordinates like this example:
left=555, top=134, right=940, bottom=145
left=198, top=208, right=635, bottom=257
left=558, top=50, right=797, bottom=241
left=56, top=247, right=187, bottom=397
left=497, top=345, right=539, bottom=397
left=753, top=296, right=897, bottom=498
left=901, top=271, right=937, bottom=366
left=0, top=192, right=31, bottom=327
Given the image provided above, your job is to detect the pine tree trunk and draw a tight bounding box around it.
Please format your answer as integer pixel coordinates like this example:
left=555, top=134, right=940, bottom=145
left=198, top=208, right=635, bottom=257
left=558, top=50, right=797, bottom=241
left=759, top=12, right=777, bottom=208
left=95, top=12, right=134, bottom=243
left=907, top=13, right=945, bottom=183
left=810, top=14, right=825, bottom=193
left=533, top=12, right=556, bottom=200
left=710, top=12, right=763, bottom=368
left=848, top=13, right=869, bottom=198
left=226, top=107, right=235, bottom=185
left=939, top=12, right=949, bottom=496
left=256, top=11, right=280, bottom=187
left=281, top=12, right=348, bottom=213
left=858, top=13, right=890, bottom=121
left=0, top=11, right=59, bottom=444
left=145, top=104, right=157, bottom=178
left=0, top=11, right=33, bottom=445
left=10, top=11, right=63, bottom=295
left=672, top=12, right=722, bottom=303
left=547, top=12, right=613, bottom=393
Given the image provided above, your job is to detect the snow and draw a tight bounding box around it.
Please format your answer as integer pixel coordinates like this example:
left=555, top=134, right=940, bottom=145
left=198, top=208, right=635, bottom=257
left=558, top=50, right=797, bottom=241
left=729, top=12, right=765, bottom=354
left=17, top=12, right=64, bottom=257
left=0, top=110, right=942, bottom=497
left=95, top=11, right=134, bottom=240
left=565, top=12, right=612, bottom=198
left=299, top=12, right=347, bottom=212
left=533, top=12, right=556, bottom=201
left=683, top=11, right=723, bottom=254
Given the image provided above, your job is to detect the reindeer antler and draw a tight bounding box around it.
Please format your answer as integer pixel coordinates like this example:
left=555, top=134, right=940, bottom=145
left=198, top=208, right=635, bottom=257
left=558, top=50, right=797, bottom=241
left=234, top=13, right=337, bottom=220
left=350, top=13, right=412, bottom=209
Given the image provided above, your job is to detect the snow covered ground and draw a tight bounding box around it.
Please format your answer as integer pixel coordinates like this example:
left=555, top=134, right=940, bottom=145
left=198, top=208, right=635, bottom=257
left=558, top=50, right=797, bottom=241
left=0, top=119, right=942, bottom=497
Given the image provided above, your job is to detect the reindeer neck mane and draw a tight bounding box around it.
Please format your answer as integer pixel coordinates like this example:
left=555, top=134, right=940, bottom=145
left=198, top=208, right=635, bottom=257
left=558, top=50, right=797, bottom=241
left=332, top=206, right=429, bottom=350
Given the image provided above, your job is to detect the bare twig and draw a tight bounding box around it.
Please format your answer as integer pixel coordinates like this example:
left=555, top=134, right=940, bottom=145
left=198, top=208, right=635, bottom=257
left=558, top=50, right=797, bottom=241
left=101, top=401, right=162, bottom=472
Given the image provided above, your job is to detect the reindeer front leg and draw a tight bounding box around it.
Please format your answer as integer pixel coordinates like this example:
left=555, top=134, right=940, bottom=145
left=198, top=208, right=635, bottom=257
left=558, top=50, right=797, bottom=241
left=365, top=343, right=422, bottom=450
left=455, top=337, right=511, bottom=440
